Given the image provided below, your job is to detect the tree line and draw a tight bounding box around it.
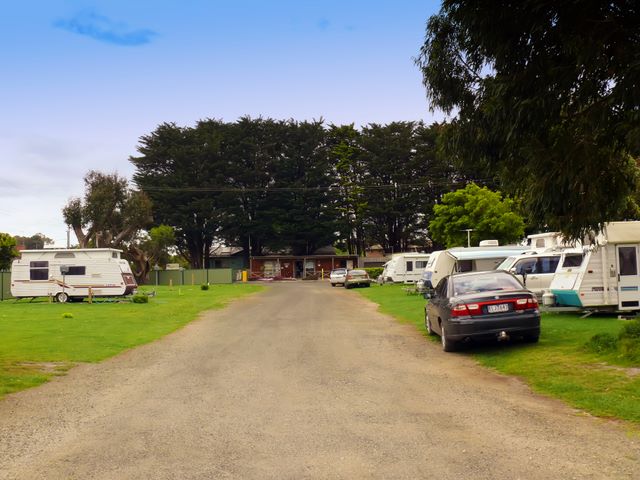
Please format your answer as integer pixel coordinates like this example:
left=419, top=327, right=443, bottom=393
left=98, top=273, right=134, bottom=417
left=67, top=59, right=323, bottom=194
left=128, top=118, right=477, bottom=269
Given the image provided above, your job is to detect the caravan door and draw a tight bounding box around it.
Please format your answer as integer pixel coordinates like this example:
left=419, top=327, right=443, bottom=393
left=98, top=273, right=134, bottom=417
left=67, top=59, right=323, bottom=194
left=616, top=245, right=640, bottom=310
left=424, top=251, right=457, bottom=289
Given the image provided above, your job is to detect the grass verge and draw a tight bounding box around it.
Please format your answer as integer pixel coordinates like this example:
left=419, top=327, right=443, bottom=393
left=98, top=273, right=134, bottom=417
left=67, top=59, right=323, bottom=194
left=0, top=284, right=263, bottom=399
left=355, top=283, right=640, bottom=425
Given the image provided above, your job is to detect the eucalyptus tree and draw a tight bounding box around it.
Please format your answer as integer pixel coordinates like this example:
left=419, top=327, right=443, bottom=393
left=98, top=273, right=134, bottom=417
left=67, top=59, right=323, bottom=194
left=416, top=0, right=640, bottom=239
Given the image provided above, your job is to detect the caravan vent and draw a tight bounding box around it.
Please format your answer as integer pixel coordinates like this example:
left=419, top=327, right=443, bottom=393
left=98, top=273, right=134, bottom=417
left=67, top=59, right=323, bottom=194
left=479, top=240, right=499, bottom=247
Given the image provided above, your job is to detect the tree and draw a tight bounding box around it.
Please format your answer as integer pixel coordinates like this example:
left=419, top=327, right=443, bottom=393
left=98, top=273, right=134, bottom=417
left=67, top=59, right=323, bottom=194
left=358, top=122, right=454, bottom=253
left=429, top=183, right=525, bottom=248
left=14, top=233, right=53, bottom=250
left=131, top=122, right=226, bottom=268
left=63, top=171, right=153, bottom=248
left=62, top=171, right=153, bottom=281
left=416, top=1, right=640, bottom=240
left=0, top=233, right=19, bottom=270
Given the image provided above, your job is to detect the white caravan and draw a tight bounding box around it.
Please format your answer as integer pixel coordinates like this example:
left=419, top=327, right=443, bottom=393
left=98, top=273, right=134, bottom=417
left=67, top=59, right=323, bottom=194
left=422, top=245, right=530, bottom=290
left=381, top=253, right=431, bottom=283
left=547, top=221, right=640, bottom=311
left=11, top=248, right=137, bottom=303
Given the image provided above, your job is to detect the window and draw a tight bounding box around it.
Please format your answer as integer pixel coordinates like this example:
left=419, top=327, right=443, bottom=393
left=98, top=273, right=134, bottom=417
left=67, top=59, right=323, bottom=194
left=30, top=261, right=49, bottom=280
left=112, top=252, right=119, bottom=259
left=537, top=256, right=560, bottom=274
left=406, top=261, right=413, bottom=272
left=435, top=277, right=448, bottom=297
left=456, top=259, right=473, bottom=272
left=416, top=260, right=428, bottom=269
left=54, top=252, right=75, bottom=259
left=618, top=247, right=638, bottom=276
left=64, top=266, right=86, bottom=275
left=535, top=239, right=546, bottom=248
left=562, top=254, right=584, bottom=268
left=514, top=258, right=537, bottom=275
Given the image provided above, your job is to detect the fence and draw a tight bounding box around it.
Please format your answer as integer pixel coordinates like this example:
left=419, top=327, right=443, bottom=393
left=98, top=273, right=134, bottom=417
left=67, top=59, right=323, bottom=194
left=0, top=268, right=239, bottom=300
left=150, top=268, right=237, bottom=286
left=0, top=271, right=11, bottom=300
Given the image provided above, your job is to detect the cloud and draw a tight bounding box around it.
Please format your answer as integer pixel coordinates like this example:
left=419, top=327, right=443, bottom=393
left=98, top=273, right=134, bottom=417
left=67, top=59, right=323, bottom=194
left=54, top=10, right=156, bottom=46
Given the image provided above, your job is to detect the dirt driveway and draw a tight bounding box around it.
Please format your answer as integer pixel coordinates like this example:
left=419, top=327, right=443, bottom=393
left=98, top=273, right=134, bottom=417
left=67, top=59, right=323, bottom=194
left=0, top=282, right=638, bottom=479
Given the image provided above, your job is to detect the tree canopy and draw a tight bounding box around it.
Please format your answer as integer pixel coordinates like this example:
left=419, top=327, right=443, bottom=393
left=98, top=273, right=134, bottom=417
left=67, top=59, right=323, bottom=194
left=14, top=233, right=53, bottom=250
left=131, top=117, right=458, bottom=266
left=0, top=233, right=19, bottom=270
left=416, top=1, right=640, bottom=240
left=429, top=183, right=525, bottom=248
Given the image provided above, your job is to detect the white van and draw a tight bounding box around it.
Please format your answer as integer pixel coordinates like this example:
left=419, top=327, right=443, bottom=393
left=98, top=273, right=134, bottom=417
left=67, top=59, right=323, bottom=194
left=496, top=249, right=582, bottom=297
left=11, top=248, right=137, bottom=303
left=380, top=253, right=431, bottom=283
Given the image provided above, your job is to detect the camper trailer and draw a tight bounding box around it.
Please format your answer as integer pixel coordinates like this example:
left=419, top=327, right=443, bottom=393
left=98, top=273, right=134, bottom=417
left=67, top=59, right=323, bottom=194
left=547, top=222, right=640, bottom=311
left=380, top=253, right=431, bottom=283
left=422, top=245, right=530, bottom=290
left=11, top=248, right=137, bottom=302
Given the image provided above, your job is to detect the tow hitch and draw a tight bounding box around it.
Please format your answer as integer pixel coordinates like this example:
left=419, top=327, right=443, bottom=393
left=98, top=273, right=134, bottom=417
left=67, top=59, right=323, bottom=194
left=497, top=331, right=510, bottom=342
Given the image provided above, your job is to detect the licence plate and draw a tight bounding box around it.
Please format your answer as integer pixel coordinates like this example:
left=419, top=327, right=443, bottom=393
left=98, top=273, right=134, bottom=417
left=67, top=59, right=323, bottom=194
left=487, top=303, right=510, bottom=313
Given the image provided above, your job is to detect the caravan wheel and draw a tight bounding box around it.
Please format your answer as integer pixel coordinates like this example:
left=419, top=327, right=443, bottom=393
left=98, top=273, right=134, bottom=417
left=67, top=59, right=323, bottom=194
left=56, top=292, right=69, bottom=303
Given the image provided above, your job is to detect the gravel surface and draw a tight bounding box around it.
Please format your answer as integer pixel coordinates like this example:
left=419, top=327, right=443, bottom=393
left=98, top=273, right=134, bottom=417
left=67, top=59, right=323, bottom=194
left=0, top=282, right=638, bottom=479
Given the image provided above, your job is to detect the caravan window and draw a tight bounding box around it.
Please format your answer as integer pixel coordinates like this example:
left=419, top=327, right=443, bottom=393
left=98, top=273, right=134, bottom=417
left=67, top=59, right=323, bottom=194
left=54, top=252, right=75, bottom=259
left=65, top=266, right=86, bottom=275
left=30, top=261, right=49, bottom=280
left=456, top=259, right=473, bottom=272
left=406, top=261, right=413, bottom=272
left=562, top=254, right=584, bottom=268
left=112, top=252, right=119, bottom=259
left=415, top=260, right=428, bottom=269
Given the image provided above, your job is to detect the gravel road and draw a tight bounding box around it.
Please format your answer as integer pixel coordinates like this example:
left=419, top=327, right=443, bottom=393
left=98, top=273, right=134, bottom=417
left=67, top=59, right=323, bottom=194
left=0, top=282, right=638, bottom=479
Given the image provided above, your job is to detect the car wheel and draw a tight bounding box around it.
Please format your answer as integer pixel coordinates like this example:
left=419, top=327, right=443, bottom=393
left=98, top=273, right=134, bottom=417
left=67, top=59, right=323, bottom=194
left=424, top=309, right=434, bottom=335
left=441, top=324, right=456, bottom=352
left=331, top=283, right=336, bottom=287
left=56, top=292, right=69, bottom=303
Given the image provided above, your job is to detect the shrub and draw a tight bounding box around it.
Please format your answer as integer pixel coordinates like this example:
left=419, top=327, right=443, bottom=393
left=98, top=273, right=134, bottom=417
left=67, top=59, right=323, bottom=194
left=584, top=333, right=618, bottom=354
left=619, top=319, right=640, bottom=340
left=619, top=338, right=640, bottom=364
left=131, top=294, right=149, bottom=304
left=61, top=312, right=74, bottom=319
left=364, top=267, right=384, bottom=279
left=201, top=284, right=210, bottom=291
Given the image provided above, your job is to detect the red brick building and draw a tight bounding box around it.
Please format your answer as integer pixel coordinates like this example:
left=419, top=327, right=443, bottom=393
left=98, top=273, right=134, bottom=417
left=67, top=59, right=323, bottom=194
left=250, top=255, right=359, bottom=279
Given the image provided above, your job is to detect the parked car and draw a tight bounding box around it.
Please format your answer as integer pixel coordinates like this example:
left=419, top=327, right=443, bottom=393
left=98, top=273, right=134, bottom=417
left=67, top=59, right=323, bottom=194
left=424, top=270, right=540, bottom=351
left=344, top=269, right=372, bottom=289
left=329, top=268, right=347, bottom=286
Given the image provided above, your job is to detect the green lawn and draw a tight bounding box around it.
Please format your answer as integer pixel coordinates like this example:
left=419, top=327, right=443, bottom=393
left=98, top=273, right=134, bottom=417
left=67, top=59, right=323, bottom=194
left=0, top=284, right=263, bottom=398
left=355, top=283, right=640, bottom=425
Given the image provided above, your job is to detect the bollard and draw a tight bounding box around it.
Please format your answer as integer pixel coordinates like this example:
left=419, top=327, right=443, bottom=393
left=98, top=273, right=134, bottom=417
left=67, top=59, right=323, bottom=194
left=169, top=278, right=173, bottom=289
left=242, top=270, right=248, bottom=283
left=88, top=287, right=93, bottom=304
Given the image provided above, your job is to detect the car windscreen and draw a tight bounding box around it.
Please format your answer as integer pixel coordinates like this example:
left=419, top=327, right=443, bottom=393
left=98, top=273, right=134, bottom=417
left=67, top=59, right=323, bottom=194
left=452, top=273, right=522, bottom=296
left=496, top=256, right=516, bottom=270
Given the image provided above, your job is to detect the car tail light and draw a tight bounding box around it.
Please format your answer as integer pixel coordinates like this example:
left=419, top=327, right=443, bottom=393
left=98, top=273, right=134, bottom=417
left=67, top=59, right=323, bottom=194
left=514, top=296, right=538, bottom=310
left=451, top=304, right=470, bottom=316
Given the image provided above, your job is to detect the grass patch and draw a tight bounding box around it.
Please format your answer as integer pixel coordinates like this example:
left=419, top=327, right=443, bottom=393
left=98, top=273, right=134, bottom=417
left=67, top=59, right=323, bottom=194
left=355, top=283, right=640, bottom=425
left=0, top=284, right=263, bottom=398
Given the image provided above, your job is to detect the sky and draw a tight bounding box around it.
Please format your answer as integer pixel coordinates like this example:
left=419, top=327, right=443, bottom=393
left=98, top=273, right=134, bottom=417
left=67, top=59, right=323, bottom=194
left=1, top=0, right=444, bottom=246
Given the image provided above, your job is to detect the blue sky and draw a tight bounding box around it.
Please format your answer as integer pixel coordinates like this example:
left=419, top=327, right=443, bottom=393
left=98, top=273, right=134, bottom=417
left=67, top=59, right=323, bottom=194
left=1, top=0, right=444, bottom=246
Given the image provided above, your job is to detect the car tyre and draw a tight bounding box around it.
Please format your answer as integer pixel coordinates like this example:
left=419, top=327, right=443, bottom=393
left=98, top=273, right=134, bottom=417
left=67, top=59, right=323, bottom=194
left=424, top=309, right=434, bottom=335
left=56, top=292, right=69, bottom=303
left=331, top=283, right=336, bottom=287
left=441, top=324, right=456, bottom=352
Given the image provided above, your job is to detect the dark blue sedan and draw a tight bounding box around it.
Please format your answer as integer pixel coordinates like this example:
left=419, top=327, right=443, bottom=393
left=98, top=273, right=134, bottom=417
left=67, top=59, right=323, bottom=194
left=424, top=270, right=540, bottom=351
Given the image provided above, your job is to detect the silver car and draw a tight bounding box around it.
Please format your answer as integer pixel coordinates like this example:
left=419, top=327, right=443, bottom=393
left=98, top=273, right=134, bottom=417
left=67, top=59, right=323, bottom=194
left=329, top=268, right=347, bottom=287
